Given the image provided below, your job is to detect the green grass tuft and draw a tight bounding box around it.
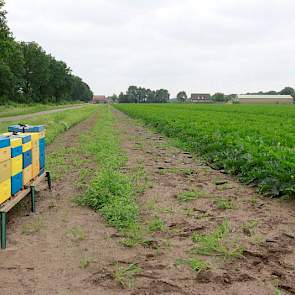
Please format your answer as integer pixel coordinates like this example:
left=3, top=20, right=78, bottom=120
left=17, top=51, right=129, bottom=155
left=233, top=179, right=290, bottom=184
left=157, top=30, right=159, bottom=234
left=192, top=219, right=244, bottom=259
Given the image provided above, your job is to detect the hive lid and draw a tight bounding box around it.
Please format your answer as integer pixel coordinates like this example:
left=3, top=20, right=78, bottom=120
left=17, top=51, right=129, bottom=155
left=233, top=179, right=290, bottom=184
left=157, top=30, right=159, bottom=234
left=8, top=124, right=45, bottom=133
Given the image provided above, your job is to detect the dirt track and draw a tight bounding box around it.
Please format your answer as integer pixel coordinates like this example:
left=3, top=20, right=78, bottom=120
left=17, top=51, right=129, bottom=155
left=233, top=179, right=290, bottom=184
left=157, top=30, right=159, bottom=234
left=1, top=108, right=295, bottom=294
left=0, top=105, right=85, bottom=123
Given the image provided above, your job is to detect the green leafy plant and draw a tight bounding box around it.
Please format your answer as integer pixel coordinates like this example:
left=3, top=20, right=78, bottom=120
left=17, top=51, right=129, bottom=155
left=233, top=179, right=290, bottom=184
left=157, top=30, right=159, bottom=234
left=114, top=103, right=295, bottom=197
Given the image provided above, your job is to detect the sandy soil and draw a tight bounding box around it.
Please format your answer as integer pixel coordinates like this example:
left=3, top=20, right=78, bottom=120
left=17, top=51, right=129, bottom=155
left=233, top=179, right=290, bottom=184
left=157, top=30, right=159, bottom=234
left=1, top=108, right=295, bottom=295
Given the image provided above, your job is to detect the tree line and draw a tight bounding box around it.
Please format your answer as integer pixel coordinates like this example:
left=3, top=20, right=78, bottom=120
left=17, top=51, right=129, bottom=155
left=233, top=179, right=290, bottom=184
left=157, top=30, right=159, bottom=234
left=110, top=86, right=170, bottom=103
left=0, top=0, right=93, bottom=104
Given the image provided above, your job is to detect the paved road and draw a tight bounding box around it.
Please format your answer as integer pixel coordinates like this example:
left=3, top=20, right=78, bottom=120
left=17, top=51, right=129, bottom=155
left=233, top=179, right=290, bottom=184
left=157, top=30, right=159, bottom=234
left=0, top=105, right=85, bottom=123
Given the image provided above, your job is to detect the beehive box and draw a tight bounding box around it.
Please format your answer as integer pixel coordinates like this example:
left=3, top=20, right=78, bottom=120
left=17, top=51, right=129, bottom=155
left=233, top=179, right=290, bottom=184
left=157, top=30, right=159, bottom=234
left=0, top=137, right=11, bottom=203
left=0, top=125, right=46, bottom=205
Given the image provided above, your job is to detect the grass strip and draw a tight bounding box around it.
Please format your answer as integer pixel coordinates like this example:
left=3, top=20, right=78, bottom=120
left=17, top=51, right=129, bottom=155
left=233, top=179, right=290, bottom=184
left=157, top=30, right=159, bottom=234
left=0, top=102, right=84, bottom=119
left=0, top=105, right=97, bottom=144
left=77, top=105, right=140, bottom=231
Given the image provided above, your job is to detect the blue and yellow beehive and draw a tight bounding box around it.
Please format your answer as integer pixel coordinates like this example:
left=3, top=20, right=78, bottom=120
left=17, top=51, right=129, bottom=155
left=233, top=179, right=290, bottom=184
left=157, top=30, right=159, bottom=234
left=10, top=137, right=23, bottom=195
left=0, top=125, right=46, bottom=205
left=8, top=125, right=45, bottom=179
left=0, top=137, right=11, bottom=204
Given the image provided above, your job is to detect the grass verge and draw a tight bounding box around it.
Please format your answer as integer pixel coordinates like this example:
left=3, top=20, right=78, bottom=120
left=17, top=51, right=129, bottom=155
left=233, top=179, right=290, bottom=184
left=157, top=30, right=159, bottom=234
left=0, top=102, right=84, bottom=119
left=0, top=105, right=97, bottom=144
left=76, top=106, right=142, bottom=240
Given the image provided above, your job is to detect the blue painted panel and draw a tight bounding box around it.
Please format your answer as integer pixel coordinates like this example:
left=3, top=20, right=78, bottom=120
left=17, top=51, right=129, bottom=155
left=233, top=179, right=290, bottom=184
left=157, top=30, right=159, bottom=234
left=39, top=137, right=45, bottom=169
left=0, top=137, right=10, bottom=148
left=11, top=172, right=23, bottom=195
left=23, top=150, right=32, bottom=168
left=26, top=125, right=45, bottom=132
left=39, top=151, right=45, bottom=168
left=11, top=146, right=22, bottom=158
left=39, top=138, right=46, bottom=150
left=8, top=125, right=24, bottom=133
left=8, top=125, right=45, bottom=133
left=18, top=134, right=31, bottom=144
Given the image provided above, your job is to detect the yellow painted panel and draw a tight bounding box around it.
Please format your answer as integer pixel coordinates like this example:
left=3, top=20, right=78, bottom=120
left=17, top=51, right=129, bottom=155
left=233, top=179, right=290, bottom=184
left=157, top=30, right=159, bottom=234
left=0, top=178, right=11, bottom=204
left=22, top=142, right=32, bottom=153
left=10, top=137, right=22, bottom=148
left=32, top=146, right=39, bottom=161
left=0, top=159, right=11, bottom=182
left=0, top=147, right=10, bottom=163
left=27, top=133, right=40, bottom=141
left=32, top=159, right=40, bottom=178
left=23, top=165, right=33, bottom=185
left=11, top=155, right=22, bottom=176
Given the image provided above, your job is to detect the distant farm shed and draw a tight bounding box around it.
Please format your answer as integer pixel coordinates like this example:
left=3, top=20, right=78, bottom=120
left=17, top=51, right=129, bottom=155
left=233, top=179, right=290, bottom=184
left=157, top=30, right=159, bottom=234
left=237, top=94, right=293, bottom=104
left=92, top=95, right=108, bottom=104
left=190, top=93, right=212, bottom=103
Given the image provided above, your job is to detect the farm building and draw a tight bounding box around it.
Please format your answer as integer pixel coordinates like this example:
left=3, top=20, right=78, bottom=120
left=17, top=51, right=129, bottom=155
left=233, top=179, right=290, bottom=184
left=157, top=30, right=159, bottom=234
left=92, top=95, right=108, bottom=104
left=236, top=94, right=293, bottom=104
left=189, top=93, right=212, bottom=103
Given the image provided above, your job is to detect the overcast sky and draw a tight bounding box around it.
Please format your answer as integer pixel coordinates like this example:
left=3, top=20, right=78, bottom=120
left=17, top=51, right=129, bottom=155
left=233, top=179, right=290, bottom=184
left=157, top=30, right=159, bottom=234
left=5, top=0, right=295, bottom=97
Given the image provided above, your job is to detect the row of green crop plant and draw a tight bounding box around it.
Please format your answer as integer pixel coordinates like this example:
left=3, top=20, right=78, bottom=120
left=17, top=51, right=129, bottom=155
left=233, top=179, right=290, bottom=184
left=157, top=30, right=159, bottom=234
left=114, top=104, right=295, bottom=196
left=0, top=105, right=97, bottom=144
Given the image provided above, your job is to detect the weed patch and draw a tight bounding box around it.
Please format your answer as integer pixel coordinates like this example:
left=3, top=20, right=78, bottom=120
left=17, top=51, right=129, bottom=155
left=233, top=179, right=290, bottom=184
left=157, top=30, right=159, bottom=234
left=148, top=216, right=166, bottom=232
left=175, top=258, right=208, bottom=273
left=192, top=220, right=244, bottom=259
left=177, top=189, right=206, bottom=203
left=113, top=263, right=142, bottom=288
left=214, top=198, right=235, bottom=210
left=21, top=217, right=45, bottom=235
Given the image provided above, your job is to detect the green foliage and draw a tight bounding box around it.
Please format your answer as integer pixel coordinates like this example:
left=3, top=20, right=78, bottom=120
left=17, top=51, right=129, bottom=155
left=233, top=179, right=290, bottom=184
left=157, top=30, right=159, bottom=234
left=114, top=263, right=142, bottom=288
left=175, top=258, right=208, bottom=273
left=214, top=198, right=235, bottom=210
left=212, top=92, right=226, bottom=102
left=177, top=189, right=206, bottom=202
left=115, top=103, right=295, bottom=196
left=0, top=1, right=93, bottom=104
left=77, top=106, right=140, bottom=231
left=191, top=220, right=244, bottom=258
left=176, top=91, right=188, bottom=102
left=148, top=216, right=165, bottom=232
left=118, top=86, right=170, bottom=103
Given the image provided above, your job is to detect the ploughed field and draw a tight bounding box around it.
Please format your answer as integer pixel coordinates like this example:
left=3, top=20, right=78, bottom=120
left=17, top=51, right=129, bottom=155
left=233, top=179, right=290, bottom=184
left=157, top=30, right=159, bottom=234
left=115, top=103, right=295, bottom=197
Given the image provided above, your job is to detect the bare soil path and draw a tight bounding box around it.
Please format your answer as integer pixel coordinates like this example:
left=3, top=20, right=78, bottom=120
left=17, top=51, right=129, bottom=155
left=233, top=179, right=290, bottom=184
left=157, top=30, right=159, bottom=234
left=1, top=108, right=295, bottom=295
left=0, top=105, right=85, bottom=122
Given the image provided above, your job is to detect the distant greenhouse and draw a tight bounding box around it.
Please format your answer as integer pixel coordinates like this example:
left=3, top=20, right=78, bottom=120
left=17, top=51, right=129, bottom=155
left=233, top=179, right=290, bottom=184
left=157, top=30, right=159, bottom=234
left=235, top=94, right=293, bottom=104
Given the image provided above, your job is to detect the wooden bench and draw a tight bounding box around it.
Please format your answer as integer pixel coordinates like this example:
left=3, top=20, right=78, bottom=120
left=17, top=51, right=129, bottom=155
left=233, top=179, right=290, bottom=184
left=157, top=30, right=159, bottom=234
left=0, top=171, right=52, bottom=249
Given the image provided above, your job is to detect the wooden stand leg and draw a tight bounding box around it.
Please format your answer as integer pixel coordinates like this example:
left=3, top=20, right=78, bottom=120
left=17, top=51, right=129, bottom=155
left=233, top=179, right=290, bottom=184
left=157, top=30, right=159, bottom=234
left=1, top=212, right=7, bottom=249
left=30, top=186, right=36, bottom=213
left=46, top=171, right=52, bottom=191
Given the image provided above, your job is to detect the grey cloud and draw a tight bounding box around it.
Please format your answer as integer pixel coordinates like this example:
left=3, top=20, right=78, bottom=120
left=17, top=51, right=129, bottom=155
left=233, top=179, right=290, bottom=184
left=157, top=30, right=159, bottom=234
left=6, top=0, right=295, bottom=96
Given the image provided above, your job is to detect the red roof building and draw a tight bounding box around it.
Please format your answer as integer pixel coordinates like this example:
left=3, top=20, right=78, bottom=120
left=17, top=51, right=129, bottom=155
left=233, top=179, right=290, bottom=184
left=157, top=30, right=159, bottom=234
left=92, top=95, right=108, bottom=104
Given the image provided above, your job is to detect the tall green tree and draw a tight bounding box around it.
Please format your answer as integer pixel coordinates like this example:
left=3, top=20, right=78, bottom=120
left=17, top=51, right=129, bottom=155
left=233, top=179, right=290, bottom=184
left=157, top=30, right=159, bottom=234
left=177, top=91, right=187, bottom=102
left=212, top=92, right=225, bottom=102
